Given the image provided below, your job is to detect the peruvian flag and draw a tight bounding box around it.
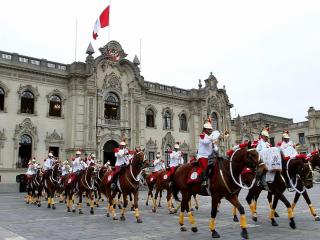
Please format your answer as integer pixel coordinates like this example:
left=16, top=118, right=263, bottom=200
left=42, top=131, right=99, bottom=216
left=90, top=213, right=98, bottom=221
left=93, top=3, right=110, bottom=40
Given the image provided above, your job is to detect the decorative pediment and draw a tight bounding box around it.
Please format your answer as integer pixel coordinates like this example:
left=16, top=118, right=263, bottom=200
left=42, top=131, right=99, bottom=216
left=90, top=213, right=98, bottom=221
left=145, top=104, right=158, bottom=115
left=17, top=84, right=39, bottom=100
left=46, top=89, right=66, bottom=103
left=161, top=132, right=175, bottom=149
left=180, top=140, right=189, bottom=150
left=99, top=41, right=127, bottom=62
left=161, top=107, right=174, bottom=118
left=0, top=80, right=9, bottom=97
left=102, top=72, right=122, bottom=91
left=13, top=118, right=38, bottom=149
left=46, top=129, right=63, bottom=141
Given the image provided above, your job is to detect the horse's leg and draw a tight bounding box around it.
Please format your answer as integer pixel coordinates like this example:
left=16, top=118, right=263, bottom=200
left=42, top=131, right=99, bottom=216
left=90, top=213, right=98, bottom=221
left=276, top=192, right=296, bottom=229
left=47, top=188, right=51, bottom=209
left=179, top=191, right=187, bottom=232
left=246, top=187, right=261, bottom=222
left=184, top=192, right=197, bottom=232
left=110, top=191, right=118, bottom=220
left=133, top=190, right=142, bottom=223
left=269, top=195, right=279, bottom=226
left=226, top=194, right=249, bottom=239
left=209, top=196, right=221, bottom=238
left=120, top=193, right=128, bottom=221
left=158, top=189, right=162, bottom=207
left=129, top=193, right=134, bottom=211
left=78, top=190, right=83, bottom=214
left=153, top=186, right=160, bottom=213
left=90, top=190, right=95, bottom=214
left=193, top=194, right=199, bottom=210
left=146, top=185, right=151, bottom=206
left=300, top=190, right=320, bottom=221
left=51, top=189, right=56, bottom=210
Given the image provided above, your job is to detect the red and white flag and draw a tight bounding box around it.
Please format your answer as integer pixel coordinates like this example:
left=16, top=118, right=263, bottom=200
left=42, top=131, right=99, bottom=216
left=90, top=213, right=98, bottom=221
left=93, top=3, right=110, bottom=40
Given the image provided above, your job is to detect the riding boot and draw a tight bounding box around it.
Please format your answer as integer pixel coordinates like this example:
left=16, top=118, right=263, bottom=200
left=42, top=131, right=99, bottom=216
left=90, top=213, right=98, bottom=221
left=201, top=170, right=208, bottom=187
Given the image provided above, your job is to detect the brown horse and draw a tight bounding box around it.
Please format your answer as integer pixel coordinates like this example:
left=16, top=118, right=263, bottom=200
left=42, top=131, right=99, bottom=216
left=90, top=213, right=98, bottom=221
left=265, top=152, right=320, bottom=221
left=144, top=170, right=162, bottom=208
left=152, top=169, right=176, bottom=213
left=100, top=150, right=146, bottom=223
left=43, top=162, right=61, bottom=209
left=172, top=143, right=259, bottom=239
left=245, top=156, right=313, bottom=228
left=64, top=165, right=98, bottom=214
left=25, top=168, right=43, bottom=206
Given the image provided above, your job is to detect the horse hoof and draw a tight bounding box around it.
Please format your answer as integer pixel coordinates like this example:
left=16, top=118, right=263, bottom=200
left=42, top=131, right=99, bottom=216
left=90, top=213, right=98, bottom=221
left=59, top=200, right=64, bottom=203
left=106, top=213, right=110, bottom=217
left=271, top=219, right=279, bottom=226
left=47, top=205, right=51, bottom=209
left=314, top=216, right=320, bottom=221
left=152, top=208, right=156, bottom=213
left=241, top=229, right=249, bottom=239
left=90, top=210, right=94, bottom=215
left=130, top=207, right=135, bottom=211
left=26, top=202, right=29, bottom=204
left=86, top=203, right=90, bottom=207
left=146, top=202, right=148, bottom=206
left=113, top=217, right=118, bottom=220
left=190, top=208, right=194, bottom=211
left=67, top=208, right=71, bottom=212
left=233, top=216, right=239, bottom=222
left=120, top=216, right=126, bottom=221
left=79, top=210, right=83, bottom=215
left=252, top=216, right=258, bottom=222
left=180, top=226, right=187, bottom=232
left=37, top=203, right=41, bottom=207
left=212, top=230, right=220, bottom=238
left=137, top=218, right=143, bottom=223
left=275, top=211, right=280, bottom=217
left=52, top=205, right=56, bottom=210
left=72, top=209, right=76, bottom=213
left=191, top=227, right=198, bottom=232
left=96, top=204, right=100, bottom=208
left=101, top=198, right=104, bottom=202
left=195, top=206, right=199, bottom=210
left=158, top=204, right=162, bottom=208
left=289, top=219, right=296, bottom=229
left=118, top=205, right=123, bottom=210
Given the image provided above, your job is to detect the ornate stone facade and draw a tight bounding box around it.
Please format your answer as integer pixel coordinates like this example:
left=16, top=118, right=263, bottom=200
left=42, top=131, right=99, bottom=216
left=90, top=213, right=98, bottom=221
left=0, top=41, right=233, bottom=190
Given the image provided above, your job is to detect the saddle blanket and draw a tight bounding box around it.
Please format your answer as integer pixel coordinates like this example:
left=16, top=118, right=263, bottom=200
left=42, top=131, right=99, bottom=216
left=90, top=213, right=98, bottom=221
left=260, top=147, right=282, bottom=172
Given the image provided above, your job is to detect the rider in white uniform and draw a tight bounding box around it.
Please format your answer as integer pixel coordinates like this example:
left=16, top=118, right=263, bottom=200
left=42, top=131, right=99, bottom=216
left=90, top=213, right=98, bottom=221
left=280, top=131, right=297, bottom=159
left=153, top=153, right=165, bottom=172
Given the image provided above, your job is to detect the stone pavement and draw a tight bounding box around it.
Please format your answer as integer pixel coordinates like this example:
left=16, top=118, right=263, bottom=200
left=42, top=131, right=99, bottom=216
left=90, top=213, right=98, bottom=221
left=0, top=185, right=320, bottom=240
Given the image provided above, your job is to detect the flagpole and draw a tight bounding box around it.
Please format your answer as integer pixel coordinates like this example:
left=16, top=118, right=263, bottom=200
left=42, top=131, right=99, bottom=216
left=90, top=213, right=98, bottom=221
left=108, top=0, right=112, bottom=42
left=75, top=18, right=78, bottom=61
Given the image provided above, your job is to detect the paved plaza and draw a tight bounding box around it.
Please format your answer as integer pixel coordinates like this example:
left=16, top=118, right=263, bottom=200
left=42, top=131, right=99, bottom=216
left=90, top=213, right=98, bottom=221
left=0, top=185, right=320, bottom=240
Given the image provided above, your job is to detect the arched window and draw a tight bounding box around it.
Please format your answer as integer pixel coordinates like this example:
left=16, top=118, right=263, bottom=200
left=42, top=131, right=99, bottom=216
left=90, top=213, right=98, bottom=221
left=164, top=111, right=172, bottom=129
left=211, top=112, right=218, bottom=130
left=21, top=91, right=34, bottom=114
left=180, top=114, right=187, bottom=131
left=146, top=109, right=155, bottom=127
left=104, top=92, right=120, bottom=120
left=49, top=95, right=62, bottom=117
left=0, top=87, right=4, bottom=111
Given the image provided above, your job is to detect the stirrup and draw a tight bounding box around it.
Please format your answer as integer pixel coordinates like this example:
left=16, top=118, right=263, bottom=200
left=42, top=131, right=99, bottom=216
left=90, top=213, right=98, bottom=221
left=111, top=183, right=116, bottom=190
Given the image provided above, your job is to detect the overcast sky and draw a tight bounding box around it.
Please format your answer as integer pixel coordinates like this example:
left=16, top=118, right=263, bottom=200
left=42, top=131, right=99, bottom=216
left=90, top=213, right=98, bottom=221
left=1, top=0, right=319, bottom=122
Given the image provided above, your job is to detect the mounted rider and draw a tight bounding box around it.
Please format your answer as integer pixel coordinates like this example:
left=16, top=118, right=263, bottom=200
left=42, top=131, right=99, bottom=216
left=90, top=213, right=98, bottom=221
left=72, top=151, right=87, bottom=175
left=42, top=153, right=55, bottom=180
left=166, top=143, right=184, bottom=179
left=279, top=131, right=298, bottom=159
left=111, top=141, right=129, bottom=189
left=86, top=154, right=96, bottom=167
left=256, top=128, right=271, bottom=153
left=191, top=119, right=220, bottom=186
left=26, top=157, right=39, bottom=178
left=153, top=152, right=165, bottom=172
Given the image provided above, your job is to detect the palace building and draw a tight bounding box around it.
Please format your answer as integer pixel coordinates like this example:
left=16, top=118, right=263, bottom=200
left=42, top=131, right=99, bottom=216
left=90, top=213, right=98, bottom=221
left=0, top=41, right=233, bottom=191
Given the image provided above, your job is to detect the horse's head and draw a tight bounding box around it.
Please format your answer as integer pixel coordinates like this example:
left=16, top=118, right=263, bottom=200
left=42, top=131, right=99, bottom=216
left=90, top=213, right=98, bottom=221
left=131, top=148, right=145, bottom=170
left=289, top=158, right=313, bottom=189
left=310, top=151, right=320, bottom=171
left=230, top=142, right=259, bottom=187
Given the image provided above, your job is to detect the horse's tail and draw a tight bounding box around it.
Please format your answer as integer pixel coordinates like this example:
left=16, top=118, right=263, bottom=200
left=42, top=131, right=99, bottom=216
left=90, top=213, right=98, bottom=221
left=172, top=176, right=181, bottom=202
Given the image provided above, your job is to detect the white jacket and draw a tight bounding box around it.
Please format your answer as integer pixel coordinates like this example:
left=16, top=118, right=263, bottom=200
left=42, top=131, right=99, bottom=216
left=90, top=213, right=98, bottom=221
left=72, top=157, right=87, bottom=172
left=280, top=141, right=297, bottom=158
left=256, top=139, right=271, bottom=154
left=153, top=158, right=165, bottom=172
left=115, top=148, right=128, bottom=166
left=61, top=165, right=71, bottom=176
left=169, top=151, right=183, bottom=167
left=44, top=158, right=54, bottom=171
left=197, top=131, right=220, bottom=159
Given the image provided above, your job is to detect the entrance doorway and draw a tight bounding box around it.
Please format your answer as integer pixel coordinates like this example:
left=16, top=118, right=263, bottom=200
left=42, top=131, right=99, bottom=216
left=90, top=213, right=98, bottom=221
left=103, top=140, right=118, bottom=166
left=18, top=134, right=32, bottom=168
left=49, top=146, right=59, bottom=159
